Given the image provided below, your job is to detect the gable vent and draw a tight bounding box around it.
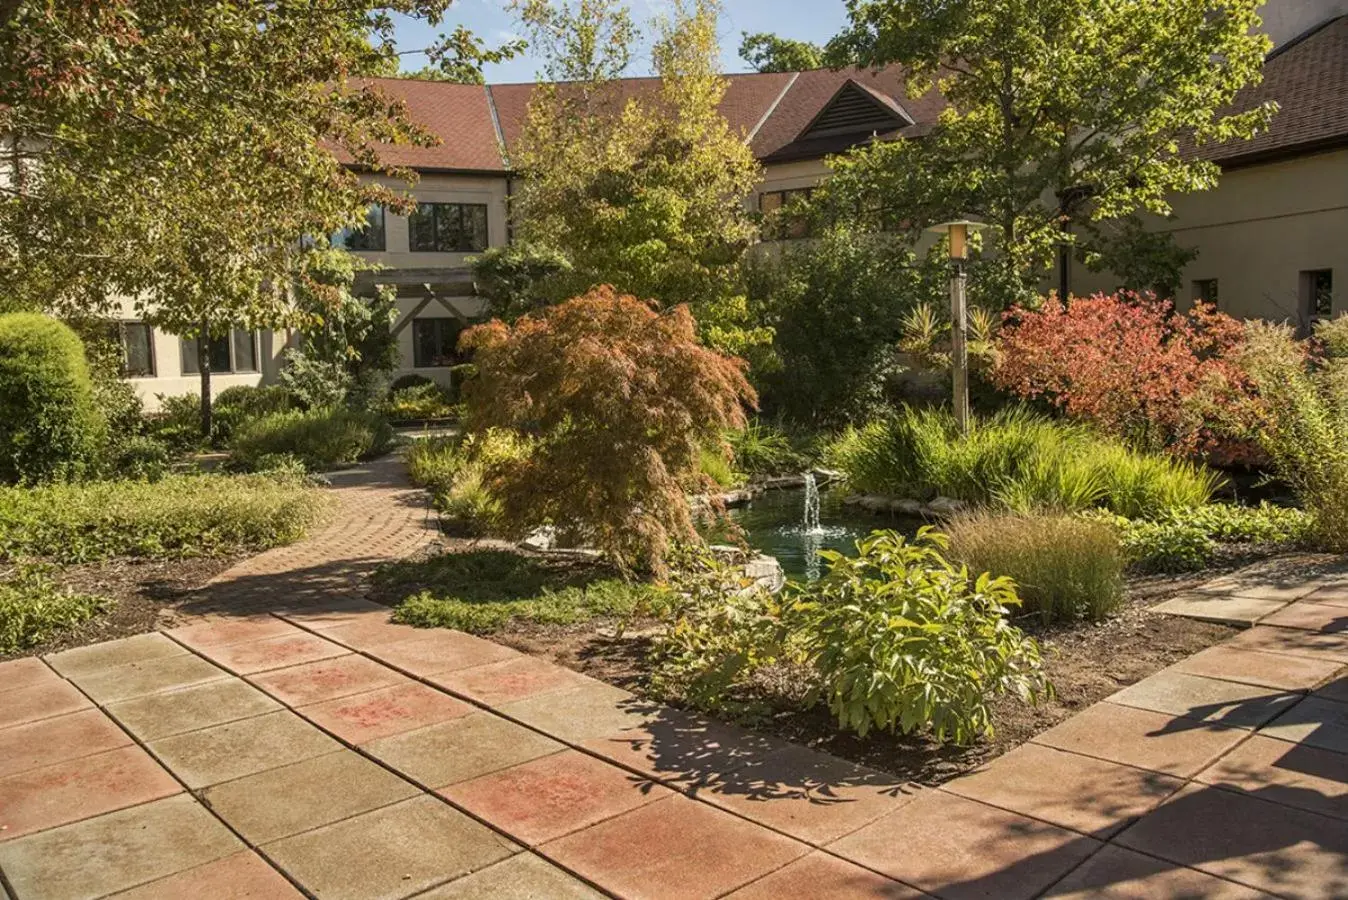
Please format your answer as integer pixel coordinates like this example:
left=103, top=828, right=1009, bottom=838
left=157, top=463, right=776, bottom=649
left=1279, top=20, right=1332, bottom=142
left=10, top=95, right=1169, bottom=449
left=802, top=81, right=912, bottom=140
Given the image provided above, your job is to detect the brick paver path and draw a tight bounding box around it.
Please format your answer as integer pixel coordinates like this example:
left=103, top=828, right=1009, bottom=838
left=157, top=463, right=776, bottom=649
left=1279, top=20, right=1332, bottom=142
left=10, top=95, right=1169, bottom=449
left=2, top=463, right=1348, bottom=897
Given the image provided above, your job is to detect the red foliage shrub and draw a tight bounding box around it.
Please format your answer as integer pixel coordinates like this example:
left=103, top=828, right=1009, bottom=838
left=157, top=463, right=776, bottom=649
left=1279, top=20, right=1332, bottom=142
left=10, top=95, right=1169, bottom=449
left=992, top=293, right=1255, bottom=461
left=461, top=286, right=756, bottom=575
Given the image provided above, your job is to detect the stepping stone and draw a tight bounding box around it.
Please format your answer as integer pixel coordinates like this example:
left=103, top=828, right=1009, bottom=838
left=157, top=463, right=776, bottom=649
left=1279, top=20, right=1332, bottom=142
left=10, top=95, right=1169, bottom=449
left=46, top=632, right=185, bottom=679
left=428, top=655, right=594, bottom=706
left=0, top=679, right=92, bottom=731
left=414, top=852, right=603, bottom=899
left=444, top=749, right=670, bottom=846
left=0, top=745, right=181, bottom=841
left=1116, top=783, right=1348, bottom=898
left=318, top=618, right=426, bottom=650
left=1304, top=585, right=1348, bottom=608
left=196, top=632, right=348, bottom=675
left=249, top=653, right=410, bottom=707
left=0, top=795, right=242, bottom=900
left=726, top=851, right=924, bottom=899
left=1170, top=645, right=1343, bottom=692
left=0, top=708, right=132, bottom=779
left=262, top=795, right=518, bottom=900
left=498, top=681, right=665, bottom=744
left=275, top=598, right=391, bottom=629
left=74, top=653, right=230, bottom=704
left=1151, top=592, right=1286, bottom=626
left=942, top=743, right=1185, bottom=838
left=1197, top=734, right=1348, bottom=821
left=1226, top=626, right=1348, bottom=663
left=201, top=749, right=418, bottom=843
left=107, top=678, right=282, bottom=741
left=167, top=616, right=302, bottom=650
left=1262, top=602, right=1348, bottom=633
left=0, top=657, right=58, bottom=693
left=1194, top=574, right=1319, bottom=602
left=299, top=682, right=473, bottom=745
left=1262, top=696, right=1348, bottom=755
left=110, top=850, right=304, bottom=899
left=581, top=710, right=789, bottom=789
left=1044, top=844, right=1271, bottom=899
left=148, top=710, right=339, bottom=789
left=688, top=743, right=914, bottom=846
left=1108, top=671, right=1299, bottom=729
left=364, top=712, right=563, bottom=789
left=1030, top=702, right=1248, bottom=778
left=369, top=630, right=520, bottom=677
left=542, top=794, right=807, bottom=900
left=828, top=789, right=1099, bottom=900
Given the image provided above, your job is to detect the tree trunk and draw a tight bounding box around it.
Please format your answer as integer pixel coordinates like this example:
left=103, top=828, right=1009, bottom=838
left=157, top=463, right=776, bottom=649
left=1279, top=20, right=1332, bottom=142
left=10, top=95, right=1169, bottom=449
left=198, top=327, right=213, bottom=440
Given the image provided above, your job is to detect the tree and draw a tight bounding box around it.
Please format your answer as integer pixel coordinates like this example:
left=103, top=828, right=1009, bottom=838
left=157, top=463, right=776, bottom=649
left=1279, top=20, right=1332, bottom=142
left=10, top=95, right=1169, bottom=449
left=738, top=32, right=823, bottom=73
left=0, top=1, right=511, bottom=433
left=510, top=0, right=767, bottom=355
left=461, top=286, right=756, bottom=575
left=823, top=0, right=1275, bottom=308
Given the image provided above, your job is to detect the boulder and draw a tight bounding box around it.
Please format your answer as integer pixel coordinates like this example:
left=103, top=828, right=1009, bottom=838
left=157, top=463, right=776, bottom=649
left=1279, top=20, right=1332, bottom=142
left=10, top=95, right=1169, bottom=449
left=926, top=496, right=967, bottom=517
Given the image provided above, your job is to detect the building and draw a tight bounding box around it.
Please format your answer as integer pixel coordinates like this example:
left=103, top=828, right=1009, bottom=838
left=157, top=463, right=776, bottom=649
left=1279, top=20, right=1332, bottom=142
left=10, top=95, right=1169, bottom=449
left=115, top=0, right=1347, bottom=407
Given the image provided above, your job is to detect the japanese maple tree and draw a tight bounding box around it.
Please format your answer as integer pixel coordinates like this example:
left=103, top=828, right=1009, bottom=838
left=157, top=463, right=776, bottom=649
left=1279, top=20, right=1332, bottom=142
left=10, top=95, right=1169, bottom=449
left=461, top=286, right=756, bottom=575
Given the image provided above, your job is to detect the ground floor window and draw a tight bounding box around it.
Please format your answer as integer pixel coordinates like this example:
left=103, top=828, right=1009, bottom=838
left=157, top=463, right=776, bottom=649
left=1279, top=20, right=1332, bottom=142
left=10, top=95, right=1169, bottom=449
left=1302, top=269, right=1334, bottom=321
left=412, top=318, right=466, bottom=368
left=1192, top=279, right=1219, bottom=306
left=108, top=321, right=155, bottom=377
left=181, top=329, right=260, bottom=374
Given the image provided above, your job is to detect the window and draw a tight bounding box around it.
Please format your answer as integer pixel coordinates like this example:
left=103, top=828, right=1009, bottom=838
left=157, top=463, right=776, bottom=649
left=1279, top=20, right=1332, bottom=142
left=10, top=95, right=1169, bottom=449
left=1192, top=279, right=1219, bottom=306
left=109, top=321, right=155, bottom=377
left=333, top=205, right=386, bottom=252
left=1302, top=269, right=1334, bottom=320
left=760, top=188, right=814, bottom=239
left=412, top=318, right=466, bottom=368
left=409, top=203, right=489, bottom=253
left=181, top=329, right=260, bottom=374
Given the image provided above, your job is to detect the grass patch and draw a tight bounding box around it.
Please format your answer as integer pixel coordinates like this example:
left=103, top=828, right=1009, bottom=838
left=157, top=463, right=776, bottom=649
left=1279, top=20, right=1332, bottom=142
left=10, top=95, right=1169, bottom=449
left=0, top=473, right=327, bottom=563
left=945, top=512, right=1125, bottom=623
left=1, top=563, right=109, bottom=652
left=379, top=549, right=657, bottom=634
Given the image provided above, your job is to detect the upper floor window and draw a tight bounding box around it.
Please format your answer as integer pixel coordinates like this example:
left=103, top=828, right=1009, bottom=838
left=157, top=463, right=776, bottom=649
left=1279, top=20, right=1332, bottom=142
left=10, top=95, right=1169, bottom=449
left=1192, top=279, right=1219, bottom=306
left=760, top=188, right=814, bottom=240
left=333, top=205, right=386, bottom=252
left=411, top=318, right=466, bottom=368
left=409, top=203, right=489, bottom=253
left=181, top=329, right=259, bottom=374
left=108, top=321, right=155, bottom=377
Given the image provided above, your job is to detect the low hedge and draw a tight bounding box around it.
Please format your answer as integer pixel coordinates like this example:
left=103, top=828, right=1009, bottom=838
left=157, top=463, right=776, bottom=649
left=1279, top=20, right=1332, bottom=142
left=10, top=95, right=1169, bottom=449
left=229, top=407, right=394, bottom=473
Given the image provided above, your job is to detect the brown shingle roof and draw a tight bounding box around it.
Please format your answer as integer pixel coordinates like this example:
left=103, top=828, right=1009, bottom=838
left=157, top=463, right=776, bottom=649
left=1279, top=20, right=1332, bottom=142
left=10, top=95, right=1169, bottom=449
left=359, top=78, right=506, bottom=172
left=1196, top=15, right=1348, bottom=167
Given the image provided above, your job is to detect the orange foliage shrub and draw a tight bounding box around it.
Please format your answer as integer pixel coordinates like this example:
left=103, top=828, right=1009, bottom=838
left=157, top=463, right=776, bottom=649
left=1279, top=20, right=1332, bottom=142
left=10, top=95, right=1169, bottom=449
left=461, top=286, right=756, bottom=575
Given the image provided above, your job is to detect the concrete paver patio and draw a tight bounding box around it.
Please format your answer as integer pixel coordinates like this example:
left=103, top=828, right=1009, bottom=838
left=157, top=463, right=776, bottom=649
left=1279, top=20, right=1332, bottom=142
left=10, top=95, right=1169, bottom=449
left=3, top=458, right=1348, bottom=898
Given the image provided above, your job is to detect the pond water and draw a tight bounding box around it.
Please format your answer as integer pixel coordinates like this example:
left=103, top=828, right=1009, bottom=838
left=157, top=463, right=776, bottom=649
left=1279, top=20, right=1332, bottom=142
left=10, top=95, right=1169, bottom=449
left=722, top=485, right=919, bottom=581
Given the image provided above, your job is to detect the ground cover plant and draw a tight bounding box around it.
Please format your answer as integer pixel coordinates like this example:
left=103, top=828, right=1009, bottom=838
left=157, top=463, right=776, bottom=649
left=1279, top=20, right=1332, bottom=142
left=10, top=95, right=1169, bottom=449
left=0, top=474, right=326, bottom=563
left=229, top=407, right=393, bottom=473
left=0, top=562, right=109, bottom=653
left=384, top=382, right=457, bottom=421
left=379, top=549, right=657, bottom=634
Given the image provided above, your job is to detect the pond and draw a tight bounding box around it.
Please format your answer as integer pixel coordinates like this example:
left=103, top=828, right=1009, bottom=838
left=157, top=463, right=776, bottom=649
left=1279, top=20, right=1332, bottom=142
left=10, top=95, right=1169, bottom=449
left=722, top=483, right=920, bottom=581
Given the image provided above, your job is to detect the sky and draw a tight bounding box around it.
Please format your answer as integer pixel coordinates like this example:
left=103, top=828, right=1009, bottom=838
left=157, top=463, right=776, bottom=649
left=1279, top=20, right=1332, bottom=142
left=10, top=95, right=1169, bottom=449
left=390, top=0, right=850, bottom=83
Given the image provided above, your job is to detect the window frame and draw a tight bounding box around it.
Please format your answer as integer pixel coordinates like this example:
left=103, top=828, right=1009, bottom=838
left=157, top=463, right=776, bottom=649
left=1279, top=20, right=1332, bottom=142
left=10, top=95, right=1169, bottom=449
left=408, top=202, right=490, bottom=253
left=411, top=317, right=466, bottom=369
left=760, top=188, right=815, bottom=240
left=1192, top=278, right=1219, bottom=307
left=333, top=204, right=387, bottom=252
left=113, top=321, right=156, bottom=378
left=180, top=329, right=261, bottom=375
left=1302, top=269, right=1334, bottom=321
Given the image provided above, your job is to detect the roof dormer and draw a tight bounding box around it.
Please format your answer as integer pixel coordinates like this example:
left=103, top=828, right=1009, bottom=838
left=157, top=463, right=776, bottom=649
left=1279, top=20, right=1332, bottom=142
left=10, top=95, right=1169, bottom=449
left=798, top=79, right=914, bottom=141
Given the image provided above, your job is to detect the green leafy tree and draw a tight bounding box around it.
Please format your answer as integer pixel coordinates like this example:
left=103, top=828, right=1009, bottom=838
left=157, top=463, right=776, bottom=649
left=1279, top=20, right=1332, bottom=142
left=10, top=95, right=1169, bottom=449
left=823, top=0, right=1275, bottom=307
left=0, top=1, right=511, bottom=433
left=511, top=0, right=767, bottom=355
left=738, top=32, right=823, bottom=72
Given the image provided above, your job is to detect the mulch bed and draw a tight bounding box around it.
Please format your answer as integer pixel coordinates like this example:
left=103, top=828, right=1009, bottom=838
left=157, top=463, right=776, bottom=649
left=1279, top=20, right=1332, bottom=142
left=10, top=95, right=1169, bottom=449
left=2, top=555, right=244, bottom=662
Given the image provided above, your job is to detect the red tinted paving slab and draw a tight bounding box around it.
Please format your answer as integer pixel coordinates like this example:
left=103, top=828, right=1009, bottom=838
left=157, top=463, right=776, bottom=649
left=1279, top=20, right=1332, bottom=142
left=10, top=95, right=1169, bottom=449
left=0, top=744, right=181, bottom=841
left=828, top=789, right=1100, bottom=900
left=0, top=657, right=57, bottom=693
left=276, top=597, right=392, bottom=628
left=167, top=615, right=303, bottom=650
left=147, top=710, right=339, bottom=789
left=249, top=652, right=409, bottom=706
left=543, top=793, right=808, bottom=900
left=0, top=678, right=92, bottom=730
left=1260, top=695, right=1348, bottom=754
left=1262, top=601, right=1348, bottom=633
left=1044, top=845, right=1273, bottom=899
left=318, top=617, right=426, bottom=650
left=299, top=681, right=473, bottom=745
left=0, top=708, right=132, bottom=779
left=442, top=749, right=671, bottom=846
left=109, top=850, right=304, bottom=899
left=1107, top=671, right=1299, bottom=729
left=1316, top=674, right=1348, bottom=703
left=427, top=655, right=593, bottom=706
left=368, top=630, right=521, bottom=676
left=727, top=851, right=927, bottom=899
left=1170, top=645, right=1343, bottom=691
left=1116, top=783, right=1348, bottom=898
left=1029, top=701, right=1247, bottom=778
left=197, top=632, right=348, bottom=675
left=580, top=711, right=790, bottom=789
left=942, top=743, right=1184, bottom=838
left=1196, top=733, right=1348, bottom=821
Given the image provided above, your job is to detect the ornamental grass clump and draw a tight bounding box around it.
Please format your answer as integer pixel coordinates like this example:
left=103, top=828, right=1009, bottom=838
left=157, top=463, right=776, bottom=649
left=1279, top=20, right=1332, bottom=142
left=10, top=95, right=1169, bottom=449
left=229, top=407, right=393, bottom=473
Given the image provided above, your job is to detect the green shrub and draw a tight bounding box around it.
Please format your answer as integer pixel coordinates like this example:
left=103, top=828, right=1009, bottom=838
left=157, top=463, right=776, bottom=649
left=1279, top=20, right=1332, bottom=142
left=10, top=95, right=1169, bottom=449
left=109, top=435, right=171, bottom=481
left=435, top=463, right=503, bottom=537
left=382, top=550, right=655, bottom=633
left=229, top=407, right=393, bottom=473
left=0, top=474, right=326, bottom=563
left=406, top=436, right=465, bottom=494
left=148, top=393, right=207, bottom=453
left=406, top=430, right=528, bottom=536
left=827, top=406, right=1221, bottom=519
left=390, top=374, right=435, bottom=392
left=0, top=313, right=105, bottom=482
left=946, top=512, right=1126, bottom=622
left=213, top=385, right=296, bottom=441
left=0, top=562, right=109, bottom=653
left=384, top=382, right=457, bottom=421
left=278, top=349, right=352, bottom=409
left=728, top=421, right=809, bottom=476
left=1085, top=502, right=1311, bottom=573
left=698, top=445, right=742, bottom=490
left=1187, top=502, right=1311, bottom=545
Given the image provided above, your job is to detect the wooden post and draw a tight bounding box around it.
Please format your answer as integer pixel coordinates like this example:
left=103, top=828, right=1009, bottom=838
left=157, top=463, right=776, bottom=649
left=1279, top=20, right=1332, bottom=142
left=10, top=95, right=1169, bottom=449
left=950, top=223, right=970, bottom=435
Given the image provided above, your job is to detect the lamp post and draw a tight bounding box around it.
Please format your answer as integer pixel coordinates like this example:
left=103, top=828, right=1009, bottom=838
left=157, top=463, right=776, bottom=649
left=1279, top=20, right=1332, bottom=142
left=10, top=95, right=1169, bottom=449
left=926, top=219, right=985, bottom=435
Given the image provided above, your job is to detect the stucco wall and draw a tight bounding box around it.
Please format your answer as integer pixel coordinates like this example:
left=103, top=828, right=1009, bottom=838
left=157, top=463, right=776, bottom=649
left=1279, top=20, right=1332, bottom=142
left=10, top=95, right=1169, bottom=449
left=1260, top=0, right=1348, bottom=48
